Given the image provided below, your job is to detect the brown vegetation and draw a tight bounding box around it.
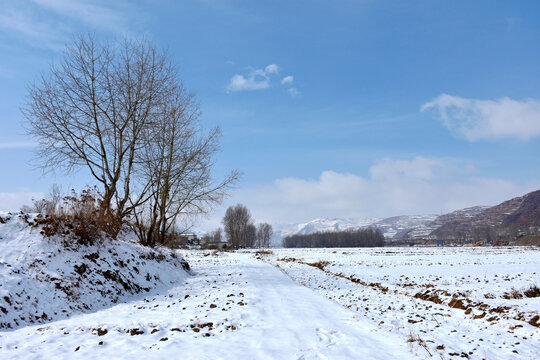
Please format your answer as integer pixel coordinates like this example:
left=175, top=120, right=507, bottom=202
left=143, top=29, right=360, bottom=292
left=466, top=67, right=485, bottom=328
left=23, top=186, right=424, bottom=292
left=32, top=188, right=122, bottom=246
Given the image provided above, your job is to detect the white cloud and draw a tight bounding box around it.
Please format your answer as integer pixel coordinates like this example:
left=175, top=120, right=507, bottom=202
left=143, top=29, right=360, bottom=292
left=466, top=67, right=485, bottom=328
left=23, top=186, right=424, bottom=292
left=225, top=64, right=299, bottom=95
left=227, top=74, right=270, bottom=92
left=264, top=64, right=279, bottom=74
left=281, top=75, right=298, bottom=96
left=0, top=191, right=45, bottom=212
left=281, top=75, right=294, bottom=85
left=422, top=94, right=540, bottom=140
left=226, top=64, right=280, bottom=92
left=287, top=87, right=299, bottom=97
left=202, top=157, right=540, bottom=228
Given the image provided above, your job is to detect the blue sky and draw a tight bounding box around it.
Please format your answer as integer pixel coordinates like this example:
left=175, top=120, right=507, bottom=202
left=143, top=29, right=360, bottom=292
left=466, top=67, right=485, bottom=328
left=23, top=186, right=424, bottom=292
left=1, top=0, right=539, bottom=227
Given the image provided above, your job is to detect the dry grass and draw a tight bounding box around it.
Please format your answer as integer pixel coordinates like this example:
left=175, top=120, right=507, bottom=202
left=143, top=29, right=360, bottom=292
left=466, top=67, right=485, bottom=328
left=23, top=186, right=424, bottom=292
left=305, top=260, right=330, bottom=271
left=254, top=250, right=274, bottom=255
left=29, top=188, right=123, bottom=247
left=407, top=332, right=432, bottom=356
left=503, top=285, right=540, bottom=299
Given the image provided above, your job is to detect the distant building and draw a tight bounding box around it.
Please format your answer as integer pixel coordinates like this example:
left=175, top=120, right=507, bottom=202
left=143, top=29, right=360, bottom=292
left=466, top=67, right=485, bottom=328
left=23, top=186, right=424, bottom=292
left=199, top=236, right=228, bottom=250
left=167, top=233, right=199, bottom=248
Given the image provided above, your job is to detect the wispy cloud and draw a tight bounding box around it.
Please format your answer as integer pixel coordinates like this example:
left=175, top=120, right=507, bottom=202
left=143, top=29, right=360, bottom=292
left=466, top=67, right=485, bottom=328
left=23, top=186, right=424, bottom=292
left=31, top=0, right=129, bottom=33
left=281, top=75, right=294, bottom=85
left=422, top=94, right=540, bottom=141
left=0, top=8, right=68, bottom=50
left=0, top=141, right=36, bottom=150
left=282, top=75, right=299, bottom=96
left=0, top=0, right=136, bottom=51
left=288, top=87, right=299, bottom=97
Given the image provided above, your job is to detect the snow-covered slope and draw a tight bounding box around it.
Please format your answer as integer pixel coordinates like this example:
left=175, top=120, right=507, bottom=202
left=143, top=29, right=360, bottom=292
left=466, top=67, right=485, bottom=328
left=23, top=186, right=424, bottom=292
left=0, top=212, right=190, bottom=330
left=371, top=214, right=438, bottom=239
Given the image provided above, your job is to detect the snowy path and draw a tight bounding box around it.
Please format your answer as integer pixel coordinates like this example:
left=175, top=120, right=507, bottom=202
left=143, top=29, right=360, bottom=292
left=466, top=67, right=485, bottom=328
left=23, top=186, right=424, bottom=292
left=0, top=251, right=414, bottom=359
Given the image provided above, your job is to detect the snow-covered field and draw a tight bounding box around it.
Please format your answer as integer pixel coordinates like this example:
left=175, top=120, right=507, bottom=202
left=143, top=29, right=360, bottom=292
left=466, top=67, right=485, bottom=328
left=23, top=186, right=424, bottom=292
left=1, top=248, right=411, bottom=359
left=1, top=217, right=539, bottom=360
left=263, top=247, right=540, bottom=359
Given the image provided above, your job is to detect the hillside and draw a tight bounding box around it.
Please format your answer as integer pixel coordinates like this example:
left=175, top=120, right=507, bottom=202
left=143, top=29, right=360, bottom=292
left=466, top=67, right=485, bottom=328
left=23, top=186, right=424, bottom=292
left=429, top=206, right=489, bottom=228
left=0, top=212, right=190, bottom=330
left=373, top=215, right=437, bottom=239
left=430, top=190, right=540, bottom=243
left=503, top=190, right=540, bottom=227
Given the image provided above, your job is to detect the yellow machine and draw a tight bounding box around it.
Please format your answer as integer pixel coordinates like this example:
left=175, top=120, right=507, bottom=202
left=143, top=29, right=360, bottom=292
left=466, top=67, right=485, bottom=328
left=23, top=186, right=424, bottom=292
left=472, top=240, right=484, bottom=247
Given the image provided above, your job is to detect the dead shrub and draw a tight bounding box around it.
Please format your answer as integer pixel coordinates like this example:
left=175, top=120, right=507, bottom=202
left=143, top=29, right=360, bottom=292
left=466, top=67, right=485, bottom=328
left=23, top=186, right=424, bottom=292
left=503, top=285, right=540, bottom=299
left=524, top=285, right=540, bottom=298
left=503, top=289, right=523, bottom=300
left=34, top=187, right=123, bottom=246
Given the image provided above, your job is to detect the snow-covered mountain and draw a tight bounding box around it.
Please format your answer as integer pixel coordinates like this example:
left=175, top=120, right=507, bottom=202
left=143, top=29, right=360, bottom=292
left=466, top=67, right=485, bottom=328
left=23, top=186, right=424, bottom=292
left=270, top=206, right=499, bottom=246
left=271, top=217, right=379, bottom=246
left=372, top=215, right=438, bottom=239
left=271, top=215, right=437, bottom=245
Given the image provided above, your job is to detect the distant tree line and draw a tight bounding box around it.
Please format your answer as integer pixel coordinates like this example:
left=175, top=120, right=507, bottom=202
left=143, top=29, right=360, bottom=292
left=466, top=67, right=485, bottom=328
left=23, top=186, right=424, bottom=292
left=432, top=224, right=534, bottom=245
left=283, top=228, right=384, bottom=248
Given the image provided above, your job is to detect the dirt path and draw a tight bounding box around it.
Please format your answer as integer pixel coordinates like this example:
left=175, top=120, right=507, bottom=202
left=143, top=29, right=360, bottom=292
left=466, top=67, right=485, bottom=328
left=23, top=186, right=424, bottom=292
left=0, top=251, right=414, bottom=359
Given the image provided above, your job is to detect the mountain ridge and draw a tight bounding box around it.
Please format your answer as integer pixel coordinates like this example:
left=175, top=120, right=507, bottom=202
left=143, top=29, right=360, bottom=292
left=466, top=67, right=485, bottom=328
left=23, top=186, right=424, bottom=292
left=271, top=190, right=540, bottom=245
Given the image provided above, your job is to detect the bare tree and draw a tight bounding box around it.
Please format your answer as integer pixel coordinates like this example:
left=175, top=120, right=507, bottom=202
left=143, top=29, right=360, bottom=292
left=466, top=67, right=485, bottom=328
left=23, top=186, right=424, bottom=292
left=24, top=35, right=237, bottom=244
left=222, top=204, right=254, bottom=249
left=245, top=223, right=257, bottom=248
left=131, top=84, right=238, bottom=247
left=23, top=35, right=177, bottom=227
left=283, top=228, right=384, bottom=248
left=257, top=223, right=273, bottom=248
left=212, top=228, right=223, bottom=243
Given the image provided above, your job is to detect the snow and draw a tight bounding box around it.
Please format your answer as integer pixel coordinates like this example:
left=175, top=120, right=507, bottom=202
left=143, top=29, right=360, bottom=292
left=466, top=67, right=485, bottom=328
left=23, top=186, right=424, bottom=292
left=1, top=213, right=539, bottom=359
left=263, top=247, right=540, bottom=359
left=0, top=212, right=189, bottom=330
left=1, top=250, right=412, bottom=359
